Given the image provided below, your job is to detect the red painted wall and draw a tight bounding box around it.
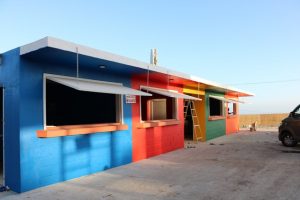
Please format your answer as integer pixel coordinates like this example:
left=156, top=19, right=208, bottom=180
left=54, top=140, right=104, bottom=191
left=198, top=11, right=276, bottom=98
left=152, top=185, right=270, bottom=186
left=225, top=95, right=239, bottom=135
left=131, top=74, right=184, bottom=162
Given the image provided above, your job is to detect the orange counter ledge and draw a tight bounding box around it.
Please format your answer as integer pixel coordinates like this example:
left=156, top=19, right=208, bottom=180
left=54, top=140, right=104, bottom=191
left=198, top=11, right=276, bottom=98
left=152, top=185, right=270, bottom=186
left=37, top=123, right=128, bottom=138
left=136, top=119, right=180, bottom=128
left=208, top=116, right=226, bottom=121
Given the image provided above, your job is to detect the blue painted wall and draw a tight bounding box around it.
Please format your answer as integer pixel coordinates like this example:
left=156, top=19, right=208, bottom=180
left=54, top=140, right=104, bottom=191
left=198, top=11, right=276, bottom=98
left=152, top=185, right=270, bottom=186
left=17, top=54, right=133, bottom=192
left=0, top=49, right=21, bottom=192
left=0, top=49, right=20, bottom=191
left=205, top=91, right=226, bottom=140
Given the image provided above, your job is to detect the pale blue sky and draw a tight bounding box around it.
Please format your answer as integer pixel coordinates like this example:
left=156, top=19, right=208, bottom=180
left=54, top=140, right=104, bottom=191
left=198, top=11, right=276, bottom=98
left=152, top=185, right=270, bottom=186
left=1, top=0, right=300, bottom=114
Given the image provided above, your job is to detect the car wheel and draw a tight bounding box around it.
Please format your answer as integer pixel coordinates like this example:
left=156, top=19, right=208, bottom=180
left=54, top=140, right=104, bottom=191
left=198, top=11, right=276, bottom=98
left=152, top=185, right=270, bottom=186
left=282, top=132, right=298, bottom=147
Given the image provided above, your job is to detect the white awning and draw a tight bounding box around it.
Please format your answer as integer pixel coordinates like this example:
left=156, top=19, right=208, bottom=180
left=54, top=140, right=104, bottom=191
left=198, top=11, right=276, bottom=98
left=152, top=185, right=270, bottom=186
left=209, top=95, right=244, bottom=104
left=141, top=86, right=201, bottom=101
left=46, top=75, right=152, bottom=96
left=227, top=98, right=245, bottom=104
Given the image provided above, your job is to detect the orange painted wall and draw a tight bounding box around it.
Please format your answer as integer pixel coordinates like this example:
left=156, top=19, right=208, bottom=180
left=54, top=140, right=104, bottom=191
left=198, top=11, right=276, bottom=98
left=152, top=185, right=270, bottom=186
left=131, top=74, right=184, bottom=162
left=225, top=95, right=239, bottom=135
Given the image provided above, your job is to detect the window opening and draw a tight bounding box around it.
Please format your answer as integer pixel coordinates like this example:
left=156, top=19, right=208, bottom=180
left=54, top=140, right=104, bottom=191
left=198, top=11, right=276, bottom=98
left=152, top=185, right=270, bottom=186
left=46, top=79, right=120, bottom=126
left=209, top=97, right=223, bottom=116
left=227, top=102, right=237, bottom=115
left=141, top=89, right=177, bottom=121
left=184, top=100, right=193, bottom=140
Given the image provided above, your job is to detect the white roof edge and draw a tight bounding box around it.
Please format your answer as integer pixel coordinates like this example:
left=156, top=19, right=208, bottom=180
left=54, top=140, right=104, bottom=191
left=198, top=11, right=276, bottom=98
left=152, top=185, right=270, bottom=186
left=190, top=75, right=254, bottom=96
left=19, top=36, right=254, bottom=96
left=20, top=36, right=151, bottom=71
left=20, top=37, right=49, bottom=55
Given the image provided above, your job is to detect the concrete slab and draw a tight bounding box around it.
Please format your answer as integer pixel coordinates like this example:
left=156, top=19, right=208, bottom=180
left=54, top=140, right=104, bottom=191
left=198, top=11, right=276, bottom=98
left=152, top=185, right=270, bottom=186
left=1, top=130, right=300, bottom=200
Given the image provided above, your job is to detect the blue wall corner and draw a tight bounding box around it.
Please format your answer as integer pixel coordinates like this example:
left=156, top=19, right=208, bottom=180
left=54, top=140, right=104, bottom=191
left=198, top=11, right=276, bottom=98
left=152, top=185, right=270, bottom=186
left=0, top=48, right=22, bottom=192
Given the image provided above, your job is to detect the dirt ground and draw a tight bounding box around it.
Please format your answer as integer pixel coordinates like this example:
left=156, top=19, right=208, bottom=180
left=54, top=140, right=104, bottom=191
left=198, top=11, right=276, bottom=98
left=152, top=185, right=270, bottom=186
left=1, top=129, right=300, bottom=200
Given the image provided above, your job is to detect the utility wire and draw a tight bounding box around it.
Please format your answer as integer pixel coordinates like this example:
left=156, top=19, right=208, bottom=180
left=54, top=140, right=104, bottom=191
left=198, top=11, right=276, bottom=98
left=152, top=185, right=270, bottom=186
left=227, top=78, right=300, bottom=86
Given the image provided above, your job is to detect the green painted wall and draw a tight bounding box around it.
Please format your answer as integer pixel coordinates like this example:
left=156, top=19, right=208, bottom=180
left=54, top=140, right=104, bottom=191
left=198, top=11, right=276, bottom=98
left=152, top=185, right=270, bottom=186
left=205, top=91, right=226, bottom=140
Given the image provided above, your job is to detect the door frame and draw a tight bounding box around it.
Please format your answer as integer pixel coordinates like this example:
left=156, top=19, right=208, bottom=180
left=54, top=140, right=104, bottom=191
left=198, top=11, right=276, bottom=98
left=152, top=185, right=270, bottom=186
left=184, top=100, right=194, bottom=140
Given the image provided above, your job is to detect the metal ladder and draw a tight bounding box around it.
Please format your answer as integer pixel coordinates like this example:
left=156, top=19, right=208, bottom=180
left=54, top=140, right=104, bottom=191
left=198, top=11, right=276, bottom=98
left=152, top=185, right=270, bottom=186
left=184, top=100, right=202, bottom=141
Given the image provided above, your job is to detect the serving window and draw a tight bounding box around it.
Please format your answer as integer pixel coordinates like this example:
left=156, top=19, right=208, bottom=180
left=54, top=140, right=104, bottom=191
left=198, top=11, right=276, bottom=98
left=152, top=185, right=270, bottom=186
left=209, top=97, right=224, bottom=117
left=46, top=79, right=121, bottom=126
left=137, top=86, right=200, bottom=128
left=38, top=74, right=153, bottom=137
left=227, top=102, right=237, bottom=116
left=141, top=90, right=177, bottom=121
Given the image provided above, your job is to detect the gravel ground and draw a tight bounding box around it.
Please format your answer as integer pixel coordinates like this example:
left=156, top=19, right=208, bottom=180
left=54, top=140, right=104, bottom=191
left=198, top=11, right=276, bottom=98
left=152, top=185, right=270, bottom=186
left=1, top=129, right=300, bottom=200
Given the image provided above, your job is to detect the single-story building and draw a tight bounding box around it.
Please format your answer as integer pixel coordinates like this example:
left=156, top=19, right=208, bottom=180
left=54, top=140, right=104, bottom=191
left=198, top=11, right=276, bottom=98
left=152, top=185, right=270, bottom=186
left=0, top=37, right=253, bottom=192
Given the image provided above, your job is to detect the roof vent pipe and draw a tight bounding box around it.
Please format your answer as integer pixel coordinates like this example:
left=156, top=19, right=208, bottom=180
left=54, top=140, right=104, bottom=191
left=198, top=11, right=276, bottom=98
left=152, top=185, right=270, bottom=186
left=150, top=49, right=158, bottom=66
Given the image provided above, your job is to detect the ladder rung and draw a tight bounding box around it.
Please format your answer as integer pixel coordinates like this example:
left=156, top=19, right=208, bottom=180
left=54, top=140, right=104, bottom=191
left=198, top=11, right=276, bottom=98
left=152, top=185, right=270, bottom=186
left=194, top=125, right=200, bottom=127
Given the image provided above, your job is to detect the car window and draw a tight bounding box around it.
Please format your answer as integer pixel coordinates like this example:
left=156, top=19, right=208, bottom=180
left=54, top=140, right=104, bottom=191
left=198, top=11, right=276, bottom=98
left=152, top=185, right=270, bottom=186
left=294, top=106, right=300, bottom=118
left=295, top=107, right=300, bottom=115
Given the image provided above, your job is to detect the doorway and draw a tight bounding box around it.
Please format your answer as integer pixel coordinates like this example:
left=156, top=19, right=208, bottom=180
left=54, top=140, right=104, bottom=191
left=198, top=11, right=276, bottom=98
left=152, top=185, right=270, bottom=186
left=0, top=88, right=3, bottom=184
left=184, top=100, right=193, bottom=140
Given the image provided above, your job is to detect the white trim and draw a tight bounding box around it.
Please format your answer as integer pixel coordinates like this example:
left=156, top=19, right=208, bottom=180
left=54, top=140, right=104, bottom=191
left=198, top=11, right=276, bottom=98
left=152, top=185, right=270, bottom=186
left=45, top=73, right=122, bottom=85
left=43, top=74, right=47, bottom=129
left=121, top=95, right=124, bottom=124
left=20, top=37, right=254, bottom=97
left=116, top=94, right=124, bottom=124
left=20, top=37, right=151, bottom=72
left=19, top=37, right=49, bottom=55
